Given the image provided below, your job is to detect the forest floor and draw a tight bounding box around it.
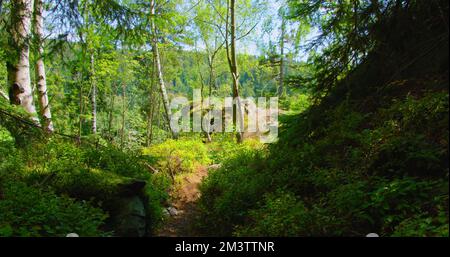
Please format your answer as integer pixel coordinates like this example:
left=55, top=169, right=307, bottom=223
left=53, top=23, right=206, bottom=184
left=156, top=165, right=210, bottom=237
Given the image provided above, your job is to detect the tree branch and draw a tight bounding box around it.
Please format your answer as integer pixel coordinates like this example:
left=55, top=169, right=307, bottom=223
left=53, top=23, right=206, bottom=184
left=0, top=89, right=8, bottom=101
left=237, top=21, right=259, bottom=41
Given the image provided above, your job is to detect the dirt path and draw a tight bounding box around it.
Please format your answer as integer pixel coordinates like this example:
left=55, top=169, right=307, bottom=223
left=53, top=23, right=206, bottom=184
left=156, top=165, right=210, bottom=237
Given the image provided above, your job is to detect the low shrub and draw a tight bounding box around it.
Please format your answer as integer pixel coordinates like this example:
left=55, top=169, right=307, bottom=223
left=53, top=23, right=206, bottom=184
left=197, top=146, right=268, bottom=236
left=0, top=138, right=168, bottom=236
left=143, top=139, right=210, bottom=176
left=0, top=180, right=108, bottom=237
left=196, top=89, right=449, bottom=237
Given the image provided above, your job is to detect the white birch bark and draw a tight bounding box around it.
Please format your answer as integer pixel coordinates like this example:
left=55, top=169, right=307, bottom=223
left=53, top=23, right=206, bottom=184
left=8, top=0, right=38, bottom=123
left=33, top=0, right=54, bottom=132
left=150, top=0, right=177, bottom=139
left=90, top=51, right=97, bottom=134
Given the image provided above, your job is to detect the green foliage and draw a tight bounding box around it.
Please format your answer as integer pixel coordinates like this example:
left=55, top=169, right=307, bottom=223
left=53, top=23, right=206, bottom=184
left=234, top=192, right=310, bottom=237
left=0, top=181, right=107, bottom=237
left=144, top=172, right=172, bottom=229
left=198, top=146, right=269, bottom=236
left=197, top=87, right=449, bottom=237
left=0, top=127, right=14, bottom=156
left=0, top=0, right=447, bottom=239
left=0, top=138, right=168, bottom=236
left=143, top=139, right=211, bottom=175
left=392, top=209, right=449, bottom=237
left=284, top=93, right=311, bottom=114
left=208, top=137, right=264, bottom=164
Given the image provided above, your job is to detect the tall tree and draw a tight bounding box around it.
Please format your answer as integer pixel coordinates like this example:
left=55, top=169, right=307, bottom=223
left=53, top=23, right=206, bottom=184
left=120, top=82, right=126, bottom=147
left=90, top=50, right=97, bottom=134
left=208, top=0, right=262, bottom=143
left=146, top=53, right=157, bottom=146
left=278, top=7, right=287, bottom=98
left=0, top=0, right=4, bottom=17
left=149, top=0, right=177, bottom=139
left=33, top=0, right=54, bottom=132
left=193, top=0, right=229, bottom=142
left=7, top=0, right=38, bottom=122
left=226, top=0, right=244, bottom=143
left=193, top=1, right=226, bottom=98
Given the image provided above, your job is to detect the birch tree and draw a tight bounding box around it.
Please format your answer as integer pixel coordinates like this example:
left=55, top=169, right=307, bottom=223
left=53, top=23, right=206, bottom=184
left=226, top=0, right=245, bottom=143
left=8, top=0, right=38, bottom=122
left=149, top=0, right=177, bottom=139
left=33, top=0, right=54, bottom=132
left=278, top=7, right=287, bottom=98
left=90, top=50, right=97, bottom=134
left=207, top=0, right=263, bottom=143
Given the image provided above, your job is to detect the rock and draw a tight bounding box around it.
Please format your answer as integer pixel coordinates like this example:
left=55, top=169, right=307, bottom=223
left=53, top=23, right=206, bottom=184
left=66, top=233, right=79, bottom=237
left=162, top=208, right=170, bottom=218
left=366, top=233, right=380, bottom=237
left=208, top=164, right=222, bottom=171
left=114, top=196, right=147, bottom=237
left=117, top=180, right=146, bottom=197
left=167, top=207, right=179, bottom=216
left=102, top=179, right=151, bottom=237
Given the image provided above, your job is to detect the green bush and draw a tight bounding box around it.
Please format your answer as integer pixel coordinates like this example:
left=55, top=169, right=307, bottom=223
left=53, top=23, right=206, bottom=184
left=208, top=138, right=263, bottom=164
left=143, top=139, right=210, bottom=175
left=0, top=181, right=108, bottom=237
left=0, top=138, right=168, bottom=236
left=392, top=210, right=449, bottom=237
left=234, top=192, right=310, bottom=237
left=197, top=146, right=268, bottom=236
left=197, top=89, right=449, bottom=237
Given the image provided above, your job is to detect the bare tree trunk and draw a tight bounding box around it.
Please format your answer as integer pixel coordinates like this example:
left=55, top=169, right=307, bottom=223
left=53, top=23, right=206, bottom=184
left=78, top=80, right=84, bottom=143
left=156, top=95, right=161, bottom=129
left=0, top=0, right=4, bottom=17
left=120, top=83, right=126, bottom=148
left=146, top=55, right=157, bottom=146
left=33, top=0, right=54, bottom=133
left=226, top=0, right=244, bottom=143
left=150, top=0, right=177, bottom=139
left=278, top=12, right=286, bottom=98
left=8, top=0, right=38, bottom=123
left=146, top=98, right=156, bottom=146
left=195, top=49, right=212, bottom=143
left=206, top=55, right=214, bottom=143
left=90, top=51, right=97, bottom=134
left=208, top=54, right=215, bottom=98
left=146, top=107, right=153, bottom=146
left=107, top=83, right=116, bottom=142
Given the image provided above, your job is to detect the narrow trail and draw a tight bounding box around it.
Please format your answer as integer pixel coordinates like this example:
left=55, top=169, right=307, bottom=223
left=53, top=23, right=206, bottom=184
left=156, top=165, right=211, bottom=237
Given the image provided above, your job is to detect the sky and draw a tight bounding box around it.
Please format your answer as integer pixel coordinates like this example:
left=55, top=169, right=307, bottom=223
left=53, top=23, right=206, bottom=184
left=40, top=0, right=318, bottom=61
left=235, top=0, right=319, bottom=61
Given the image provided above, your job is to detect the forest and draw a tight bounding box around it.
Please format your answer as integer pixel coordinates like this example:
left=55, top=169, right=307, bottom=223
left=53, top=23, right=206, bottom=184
left=0, top=0, right=448, bottom=237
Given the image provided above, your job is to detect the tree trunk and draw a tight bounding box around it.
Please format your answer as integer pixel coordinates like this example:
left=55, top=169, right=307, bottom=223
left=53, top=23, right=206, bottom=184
left=90, top=51, right=97, bottom=134
left=120, top=83, right=126, bottom=148
left=146, top=99, right=156, bottom=146
left=156, top=95, right=161, bottom=129
left=226, top=0, right=244, bottom=143
left=8, top=0, right=38, bottom=122
left=108, top=83, right=116, bottom=142
left=146, top=55, right=157, bottom=146
left=150, top=0, right=177, bottom=139
left=33, top=0, right=54, bottom=133
left=0, top=0, right=4, bottom=17
left=278, top=12, right=286, bottom=98
left=208, top=54, right=215, bottom=97
left=78, top=79, right=84, bottom=143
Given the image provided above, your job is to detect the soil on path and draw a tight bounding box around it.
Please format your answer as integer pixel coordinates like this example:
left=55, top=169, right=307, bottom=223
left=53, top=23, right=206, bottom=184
left=156, top=165, right=210, bottom=237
